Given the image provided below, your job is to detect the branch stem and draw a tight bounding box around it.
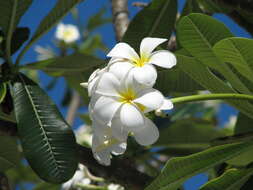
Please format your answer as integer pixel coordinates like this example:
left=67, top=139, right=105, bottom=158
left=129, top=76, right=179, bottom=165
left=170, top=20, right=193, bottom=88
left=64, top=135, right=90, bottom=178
left=171, top=93, right=253, bottom=105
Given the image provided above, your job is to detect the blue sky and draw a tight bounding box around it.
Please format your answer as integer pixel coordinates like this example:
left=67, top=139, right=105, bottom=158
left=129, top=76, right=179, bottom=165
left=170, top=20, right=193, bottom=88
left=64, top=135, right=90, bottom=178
left=16, top=0, right=251, bottom=189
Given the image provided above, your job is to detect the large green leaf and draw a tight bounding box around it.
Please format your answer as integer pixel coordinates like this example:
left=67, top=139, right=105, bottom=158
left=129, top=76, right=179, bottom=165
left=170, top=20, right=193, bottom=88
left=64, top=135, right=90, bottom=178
left=213, top=37, right=253, bottom=85
left=21, top=53, right=104, bottom=76
left=177, top=13, right=251, bottom=95
left=154, top=118, right=224, bottom=153
left=0, top=0, right=32, bottom=34
left=200, top=168, right=253, bottom=190
left=176, top=53, right=253, bottom=118
left=0, top=136, right=20, bottom=172
left=226, top=113, right=253, bottom=166
left=17, top=0, right=83, bottom=62
left=155, top=67, right=203, bottom=95
left=145, top=141, right=253, bottom=190
left=123, top=0, right=177, bottom=50
left=12, top=74, right=78, bottom=183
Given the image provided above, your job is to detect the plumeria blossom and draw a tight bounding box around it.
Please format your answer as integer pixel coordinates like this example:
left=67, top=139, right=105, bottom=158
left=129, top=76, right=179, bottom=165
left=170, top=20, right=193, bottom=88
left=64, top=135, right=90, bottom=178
left=55, top=23, right=80, bottom=43
left=91, top=119, right=127, bottom=166
left=107, top=37, right=176, bottom=86
left=90, top=72, right=173, bottom=145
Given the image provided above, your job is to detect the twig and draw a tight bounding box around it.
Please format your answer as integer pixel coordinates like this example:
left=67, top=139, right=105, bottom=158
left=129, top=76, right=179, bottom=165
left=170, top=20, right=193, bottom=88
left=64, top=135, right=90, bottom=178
left=66, top=91, right=81, bottom=126
left=111, top=0, right=129, bottom=41
left=0, top=173, right=11, bottom=190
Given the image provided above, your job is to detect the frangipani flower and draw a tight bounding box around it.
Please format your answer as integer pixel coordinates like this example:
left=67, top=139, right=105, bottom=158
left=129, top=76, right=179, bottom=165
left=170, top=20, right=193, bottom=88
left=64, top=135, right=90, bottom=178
left=90, top=72, right=173, bottom=146
left=107, top=37, right=176, bottom=86
left=55, top=23, right=80, bottom=43
left=91, top=119, right=127, bottom=166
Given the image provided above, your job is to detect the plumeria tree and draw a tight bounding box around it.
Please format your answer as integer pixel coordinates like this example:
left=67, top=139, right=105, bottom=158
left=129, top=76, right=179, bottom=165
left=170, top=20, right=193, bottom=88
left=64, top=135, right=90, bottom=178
left=2, top=0, right=253, bottom=190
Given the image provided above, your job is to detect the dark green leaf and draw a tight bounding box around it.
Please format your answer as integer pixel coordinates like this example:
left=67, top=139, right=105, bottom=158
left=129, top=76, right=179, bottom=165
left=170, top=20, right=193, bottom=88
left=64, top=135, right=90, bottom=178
left=21, top=53, right=104, bottom=76
left=33, top=182, right=60, bottom=190
left=154, top=118, right=225, bottom=154
left=12, top=74, right=78, bottom=183
left=0, top=0, right=32, bottom=34
left=181, top=0, right=203, bottom=17
left=123, top=0, right=177, bottom=51
left=10, top=27, right=30, bottom=54
left=200, top=168, right=253, bottom=190
left=0, top=136, right=20, bottom=172
left=155, top=67, right=203, bottom=95
left=145, top=142, right=253, bottom=190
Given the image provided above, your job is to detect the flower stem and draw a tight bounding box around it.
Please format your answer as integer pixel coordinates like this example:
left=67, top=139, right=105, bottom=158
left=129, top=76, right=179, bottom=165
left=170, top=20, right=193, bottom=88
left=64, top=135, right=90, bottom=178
left=170, top=93, right=253, bottom=105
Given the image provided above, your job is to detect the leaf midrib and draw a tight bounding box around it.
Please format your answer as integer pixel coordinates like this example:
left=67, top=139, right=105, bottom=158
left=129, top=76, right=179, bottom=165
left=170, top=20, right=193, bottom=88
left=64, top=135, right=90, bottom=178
left=19, top=75, right=62, bottom=176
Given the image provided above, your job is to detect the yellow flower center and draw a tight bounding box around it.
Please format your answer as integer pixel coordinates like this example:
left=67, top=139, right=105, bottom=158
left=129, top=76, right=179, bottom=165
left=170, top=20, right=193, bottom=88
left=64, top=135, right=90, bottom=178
left=118, top=88, right=136, bottom=104
left=63, top=30, right=73, bottom=39
left=118, top=88, right=146, bottom=112
left=133, top=54, right=150, bottom=67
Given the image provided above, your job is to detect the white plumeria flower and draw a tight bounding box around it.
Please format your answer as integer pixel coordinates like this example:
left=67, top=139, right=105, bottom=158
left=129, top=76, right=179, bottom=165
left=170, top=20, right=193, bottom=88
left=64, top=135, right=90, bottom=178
left=81, top=68, right=107, bottom=97
left=107, top=37, right=176, bottom=86
left=90, top=72, right=173, bottom=146
left=55, top=23, right=80, bottom=43
left=91, top=119, right=127, bottom=166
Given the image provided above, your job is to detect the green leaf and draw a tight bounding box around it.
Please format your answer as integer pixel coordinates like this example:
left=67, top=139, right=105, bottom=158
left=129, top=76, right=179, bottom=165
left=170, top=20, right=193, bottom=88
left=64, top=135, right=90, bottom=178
left=176, top=53, right=253, bottom=119
left=21, top=53, right=104, bottom=76
left=213, top=37, right=253, bottom=85
left=200, top=168, right=253, bottom=190
left=196, top=0, right=232, bottom=13
left=17, top=0, right=83, bottom=63
left=177, top=13, right=251, bottom=95
left=33, top=182, right=60, bottom=190
left=0, top=0, right=32, bottom=34
left=181, top=0, right=203, bottom=17
left=154, top=118, right=225, bottom=155
left=0, top=83, right=7, bottom=103
left=155, top=67, right=203, bottom=95
left=86, top=7, right=111, bottom=31
left=0, top=136, right=20, bottom=172
left=226, top=113, right=253, bottom=166
left=12, top=74, right=78, bottom=183
left=0, top=27, right=30, bottom=55
left=145, top=142, right=253, bottom=190
left=123, top=0, right=177, bottom=50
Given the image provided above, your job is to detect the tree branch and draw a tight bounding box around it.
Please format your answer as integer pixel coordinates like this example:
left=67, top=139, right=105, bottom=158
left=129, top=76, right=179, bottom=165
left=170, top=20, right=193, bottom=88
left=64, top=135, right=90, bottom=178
left=111, top=0, right=129, bottom=41
left=77, top=144, right=152, bottom=190
left=66, top=91, right=81, bottom=126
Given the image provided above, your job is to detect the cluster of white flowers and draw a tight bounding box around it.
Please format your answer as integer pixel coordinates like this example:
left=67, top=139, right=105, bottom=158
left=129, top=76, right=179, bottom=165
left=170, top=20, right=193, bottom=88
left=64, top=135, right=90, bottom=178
left=81, top=37, right=176, bottom=165
left=55, top=23, right=80, bottom=43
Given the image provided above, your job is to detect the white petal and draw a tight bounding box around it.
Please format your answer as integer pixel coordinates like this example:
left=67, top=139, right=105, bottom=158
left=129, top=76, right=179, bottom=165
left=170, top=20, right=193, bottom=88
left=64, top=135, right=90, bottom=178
left=96, top=72, right=120, bottom=97
left=92, top=135, right=111, bottom=166
left=140, top=37, right=167, bottom=57
left=134, top=88, right=164, bottom=112
left=120, top=104, right=145, bottom=131
left=160, top=99, right=174, bottom=110
left=107, top=42, right=139, bottom=61
left=133, top=118, right=159, bottom=146
left=111, top=142, right=127, bottom=155
left=111, top=111, right=128, bottom=141
left=108, top=61, right=134, bottom=81
left=93, top=96, right=121, bottom=124
left=149, top=50, right=176, bottom=68
left=132, top=64, right=157, bottom=87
